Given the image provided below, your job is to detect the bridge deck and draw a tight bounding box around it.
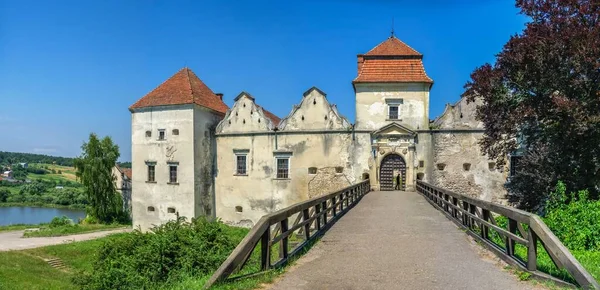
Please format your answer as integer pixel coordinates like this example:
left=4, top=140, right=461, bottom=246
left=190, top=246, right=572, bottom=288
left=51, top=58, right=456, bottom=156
left=269, top=191, right=538, bottom=290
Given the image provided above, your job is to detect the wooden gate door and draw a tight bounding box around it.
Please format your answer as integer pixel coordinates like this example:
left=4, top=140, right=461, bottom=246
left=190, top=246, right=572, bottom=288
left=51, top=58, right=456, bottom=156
left=379, top=154, right=406, bottom=191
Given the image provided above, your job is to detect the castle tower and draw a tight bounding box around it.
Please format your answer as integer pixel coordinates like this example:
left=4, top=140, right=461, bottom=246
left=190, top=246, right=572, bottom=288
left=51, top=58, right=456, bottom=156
left=129, top=68, right=228, bottom=230
left=353, top=36, right=433, bottom=191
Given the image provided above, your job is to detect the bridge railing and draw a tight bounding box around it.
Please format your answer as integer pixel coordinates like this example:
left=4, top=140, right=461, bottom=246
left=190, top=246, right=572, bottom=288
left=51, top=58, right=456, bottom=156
left=416, top=180, right=599, bottom=289
left=204, top=180, right=371, bottom=289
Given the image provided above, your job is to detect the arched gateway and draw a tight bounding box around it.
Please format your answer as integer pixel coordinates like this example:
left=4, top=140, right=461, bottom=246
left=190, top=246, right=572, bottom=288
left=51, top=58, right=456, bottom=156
left=379, top=154, right=406, bottom=191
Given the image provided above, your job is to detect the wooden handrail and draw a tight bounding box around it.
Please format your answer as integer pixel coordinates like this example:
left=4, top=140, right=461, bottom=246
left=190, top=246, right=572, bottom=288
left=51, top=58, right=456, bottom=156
left=416, top=180, right=599, bottom=289
left=204, top=180, right=371, bottom=289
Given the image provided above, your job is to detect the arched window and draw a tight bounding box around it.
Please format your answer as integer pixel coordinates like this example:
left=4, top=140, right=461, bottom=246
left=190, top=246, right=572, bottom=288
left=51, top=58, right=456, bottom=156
left=147, top=206, right=155, bottom=212
left=362, top=173, right=370, bottom=180
left=417, top=173, right=425, bottom=180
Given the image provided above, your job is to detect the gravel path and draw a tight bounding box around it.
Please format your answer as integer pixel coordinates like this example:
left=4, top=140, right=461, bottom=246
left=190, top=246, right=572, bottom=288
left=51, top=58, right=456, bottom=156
left=269, top=191, right=540, bottom=290
left=0, top=228, right=131, bottom=251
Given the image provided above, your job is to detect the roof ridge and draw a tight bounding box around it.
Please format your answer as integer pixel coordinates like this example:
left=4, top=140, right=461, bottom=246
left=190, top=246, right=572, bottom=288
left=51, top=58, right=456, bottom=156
left=184, top=67, right=195, bottom=105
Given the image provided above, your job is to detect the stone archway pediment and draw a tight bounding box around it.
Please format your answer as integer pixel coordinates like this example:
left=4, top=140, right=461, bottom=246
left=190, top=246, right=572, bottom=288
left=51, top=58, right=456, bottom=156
left=371, top=122, right=416, bottom=137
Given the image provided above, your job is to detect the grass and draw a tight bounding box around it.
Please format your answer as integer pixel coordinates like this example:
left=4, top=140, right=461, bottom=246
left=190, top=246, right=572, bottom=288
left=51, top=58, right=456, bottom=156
left=0, top=233, right=126, bottom=290
left=23, top=223, right=127, bottom=238
left=0, top=223, right=47, bottom=232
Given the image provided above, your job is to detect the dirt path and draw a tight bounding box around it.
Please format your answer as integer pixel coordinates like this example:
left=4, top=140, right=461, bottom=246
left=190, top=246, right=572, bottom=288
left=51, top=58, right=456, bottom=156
left=0, top=228, right=131, bottom=251
left=268, top=191, right=541, bottom=290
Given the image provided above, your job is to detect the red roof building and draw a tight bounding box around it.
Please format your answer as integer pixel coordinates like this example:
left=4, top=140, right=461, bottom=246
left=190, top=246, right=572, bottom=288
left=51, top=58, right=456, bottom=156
left=353, top=36, right=433, bottom=85
left=129, top=67, right=229, bottom=114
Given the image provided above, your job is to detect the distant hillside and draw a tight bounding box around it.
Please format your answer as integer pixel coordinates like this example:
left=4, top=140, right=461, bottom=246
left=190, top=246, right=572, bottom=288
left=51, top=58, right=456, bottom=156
left=0, top=151, right=75, bottom=166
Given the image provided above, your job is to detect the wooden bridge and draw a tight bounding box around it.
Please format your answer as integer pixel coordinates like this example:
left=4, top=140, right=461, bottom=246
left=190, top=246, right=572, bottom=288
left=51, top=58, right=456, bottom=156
left=205, top=180, right=599, bottom=289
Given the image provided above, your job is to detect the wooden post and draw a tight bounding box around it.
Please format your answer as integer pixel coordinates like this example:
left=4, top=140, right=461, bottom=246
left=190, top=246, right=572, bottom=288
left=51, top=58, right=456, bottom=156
left=506, top=218, right=517, bottom=257
left=462, top=202, right=469, bottom=227
left=481, top=209, right=490, bottom=240
left=281, top=219, right=289, bottom=260
left=322, top=201, right=328, bottom=225
left=527, top=228, right=537, bottom=271
left=315, top=204, right=321, bottom=230
left=452, top=197, right=458, bottom=219
left=260, top=228, right=270, bottom=270
left=469, top=204, right=476, bottom=230
left=332, top=196, right=337, bottom=217
left=302, top=209, right=310, bottom=240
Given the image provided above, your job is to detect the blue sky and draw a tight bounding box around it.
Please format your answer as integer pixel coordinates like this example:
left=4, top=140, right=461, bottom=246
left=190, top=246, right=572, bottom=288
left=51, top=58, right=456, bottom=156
left=0, top=0, right=528, bottom=161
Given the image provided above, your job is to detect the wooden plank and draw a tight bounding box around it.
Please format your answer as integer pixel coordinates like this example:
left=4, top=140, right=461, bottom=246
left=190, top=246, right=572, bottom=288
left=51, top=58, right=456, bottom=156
left=506, top=218, right=517, bottom=257
left=527, top=227, right=537, bottom=271
left=302, top=209, right=310, bottom=240
left=529, top=216, right=599, bottom=289
left=281, top=219, right=289, bottom=260
left=260, top=229, right=270, bottom=270
left=481, top=209, right=490, bottom=240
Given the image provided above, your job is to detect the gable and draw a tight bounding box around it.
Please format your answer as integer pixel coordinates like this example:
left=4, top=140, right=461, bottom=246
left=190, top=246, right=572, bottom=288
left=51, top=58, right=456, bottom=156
left=372, top=122, right=416, bottom=136
left=278, top=87, right=351, bottom=131
left=216, top=93, right=279, bottom=134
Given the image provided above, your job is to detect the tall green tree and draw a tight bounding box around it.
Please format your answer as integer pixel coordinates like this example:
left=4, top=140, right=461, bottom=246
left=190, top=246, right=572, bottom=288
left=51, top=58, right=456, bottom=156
left=463, top=0, right=600, bottom=210
left=74, top=133, right=123, bottom=223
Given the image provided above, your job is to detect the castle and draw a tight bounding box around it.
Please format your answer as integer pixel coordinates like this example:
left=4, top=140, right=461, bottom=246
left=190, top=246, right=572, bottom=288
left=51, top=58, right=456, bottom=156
left=129, top=36, right=508, bottom=230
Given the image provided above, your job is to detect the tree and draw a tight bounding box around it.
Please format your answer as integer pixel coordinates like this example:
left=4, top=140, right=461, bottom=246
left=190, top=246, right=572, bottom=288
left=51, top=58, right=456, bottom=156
left=463, top=0, right=600, bottom=210
left=74, top=133, right=123, bottom=223
left=0, top=188, right=9, bottom=202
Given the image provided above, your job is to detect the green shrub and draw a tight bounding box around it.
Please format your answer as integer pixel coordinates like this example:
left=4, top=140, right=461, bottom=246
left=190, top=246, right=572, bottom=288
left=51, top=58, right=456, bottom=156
left=49, top=216, right=73, bottom=228
left=543, top=181, right=600, bottom=251
left=75, top=217, right=248, bottom=289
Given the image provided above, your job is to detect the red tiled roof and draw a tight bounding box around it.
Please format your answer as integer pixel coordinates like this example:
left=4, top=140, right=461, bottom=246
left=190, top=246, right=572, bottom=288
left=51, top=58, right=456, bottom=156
left=130, top=67, right=229, bottom=114
left=354, top=37, right=433, bottom=84
left=259, top=106, right=281, bottom=125
left=122, top=168, right=132, bottom=180
left=364, top=36, right=422, bottom=56
left=354, top=58, right=433, bottom=83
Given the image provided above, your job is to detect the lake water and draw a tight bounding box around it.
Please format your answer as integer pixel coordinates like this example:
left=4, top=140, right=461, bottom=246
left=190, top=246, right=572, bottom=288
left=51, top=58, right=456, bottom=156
left=0, top=206, right=87, bottom=226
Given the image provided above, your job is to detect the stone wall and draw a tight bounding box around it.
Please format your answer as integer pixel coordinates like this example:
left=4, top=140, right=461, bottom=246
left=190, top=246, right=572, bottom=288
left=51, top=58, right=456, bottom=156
left=430, top=97, right=508, bottom=203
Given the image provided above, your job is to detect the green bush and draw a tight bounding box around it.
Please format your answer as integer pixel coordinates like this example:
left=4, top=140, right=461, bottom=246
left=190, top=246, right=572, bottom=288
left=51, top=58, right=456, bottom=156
left=543, top=181, right=600, bottom=251
left=75, top=217, right=248, bottom=289
left=49, top=216, right=73, bottom=228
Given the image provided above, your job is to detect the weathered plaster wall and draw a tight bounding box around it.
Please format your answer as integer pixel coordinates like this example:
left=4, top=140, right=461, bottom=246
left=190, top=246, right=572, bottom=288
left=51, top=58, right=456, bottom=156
left=431, top=97, right=507, bottom=202
left=193, top=106, right=223, bottom=218
left=355, top=83, right=430, bottom=131
left=214, top=88, right=365, bottom=227
left=131, top=105, right=196, bottom=230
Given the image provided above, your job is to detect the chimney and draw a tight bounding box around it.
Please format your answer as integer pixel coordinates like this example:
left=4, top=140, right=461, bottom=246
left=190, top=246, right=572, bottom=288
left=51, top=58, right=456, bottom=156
left=216, top=93, right=223, bottom=101
left=357, top=55, right=364, bottom=74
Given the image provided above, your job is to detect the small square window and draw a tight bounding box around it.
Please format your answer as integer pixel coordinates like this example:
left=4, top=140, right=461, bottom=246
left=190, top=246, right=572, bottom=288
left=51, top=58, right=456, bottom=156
left=147, top=206, right=155, bottom=212
left=169, top=165, right=177, bottom=183
left=276, top=158, right=289, bottom=179
left=335, top=166, right=343, bottom=173
left=172, top=129, right=179, bottom=135
left=167, top=207, right=176, bottom=213
left=158, top=129, right=165, bottom=140
left=389, top=106, right=399, bottom=120
left=308, top=167, right=317, bottom=174
left=419, top=160, right=425, bottom=168
left=463, top=163, right=471, bottom=171
left=145, top=131, right=151, bottom=138
left=236, top=154, right=247, bottom=175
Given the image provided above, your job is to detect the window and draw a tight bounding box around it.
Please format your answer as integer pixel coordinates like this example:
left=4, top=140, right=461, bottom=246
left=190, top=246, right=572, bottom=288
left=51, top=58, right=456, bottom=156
left=419, top=160, right=425, bottom=168
left=147, top=164, right=155, bottom=182
left=172, top=129, right=179, bottom=135
left=308, top=167, right=317, bottom=174
left=167, top=207, right=176, bottom=213
left=388, top=106, right=399, bottom=120
left=145, top=130, right=151, bottom=138
left=335, top=166, right=344, bottom=173
left=362, top=173, right=370, bottom=180
left=510, top=155, right=522, bottom=177
left=158, top=129, right=165, bottom=140
left=276, top=158, right=289, bottom=179
left=417, top=173, right=424, bottom=180
left=147, top=206, right=155, bottom=212
left=236, top=154, right=247, bottom=175
left=436, top=163, right=446, bottom=171
left=169, top=165, right=178, bottom=183
left=489, top=162, right=496, bottom=171
left=235, top=206, right=243, bottom=213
